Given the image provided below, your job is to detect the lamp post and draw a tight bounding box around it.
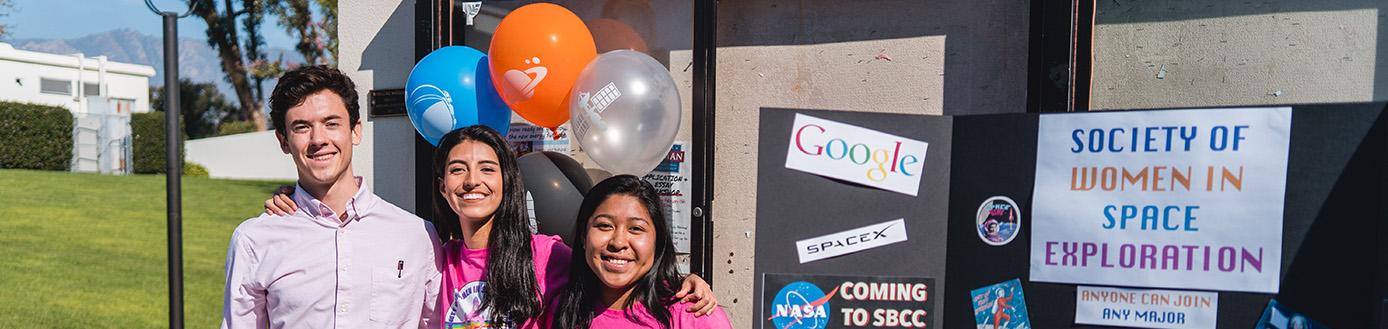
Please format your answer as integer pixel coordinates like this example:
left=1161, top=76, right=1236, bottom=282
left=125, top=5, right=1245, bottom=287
left=143, top=1, right=195, bottom=328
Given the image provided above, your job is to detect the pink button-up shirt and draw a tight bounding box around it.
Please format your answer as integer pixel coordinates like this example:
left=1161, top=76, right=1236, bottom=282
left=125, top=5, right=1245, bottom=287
left=222, top=179, right=442, bottom=328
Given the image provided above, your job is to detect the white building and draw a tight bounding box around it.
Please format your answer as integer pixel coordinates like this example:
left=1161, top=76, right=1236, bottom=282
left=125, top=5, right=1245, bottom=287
left=0, top=42, right=156, bottom=115
left=0, top=42, right=156, bottom=174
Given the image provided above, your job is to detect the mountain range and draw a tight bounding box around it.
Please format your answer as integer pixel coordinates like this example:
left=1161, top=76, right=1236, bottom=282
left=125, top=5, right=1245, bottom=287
left=9, top=28, right=295, bottom=100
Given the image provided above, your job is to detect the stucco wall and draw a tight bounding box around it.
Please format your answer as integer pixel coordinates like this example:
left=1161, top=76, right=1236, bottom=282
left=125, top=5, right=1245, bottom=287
left=340, top=0, right=418, bottom=210
left=1091, top=0, right=1386, bottom=110
left=712, top=0, right=1030, bottom=327
left=185, top=130, right=297, bottom=180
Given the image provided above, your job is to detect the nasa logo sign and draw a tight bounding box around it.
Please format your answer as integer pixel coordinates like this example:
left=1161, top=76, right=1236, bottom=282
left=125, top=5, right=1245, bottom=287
left=769, top=281, right=833, bottom=329
left=763, top=273, right=936, bottom=329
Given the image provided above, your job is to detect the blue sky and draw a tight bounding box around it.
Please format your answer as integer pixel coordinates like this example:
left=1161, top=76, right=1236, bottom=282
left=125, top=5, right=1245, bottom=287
left=7, top=0, right=296, bottom=48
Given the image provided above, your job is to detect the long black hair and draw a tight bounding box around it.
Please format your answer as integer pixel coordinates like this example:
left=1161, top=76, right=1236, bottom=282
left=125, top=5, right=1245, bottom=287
left=553, top=175, right=684, bottom=329
left=432, top=125, right=541, bottom=326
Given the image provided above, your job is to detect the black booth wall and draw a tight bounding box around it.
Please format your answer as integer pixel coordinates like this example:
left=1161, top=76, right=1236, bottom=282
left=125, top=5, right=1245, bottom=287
left=755, top=103, right=1388, bottom=329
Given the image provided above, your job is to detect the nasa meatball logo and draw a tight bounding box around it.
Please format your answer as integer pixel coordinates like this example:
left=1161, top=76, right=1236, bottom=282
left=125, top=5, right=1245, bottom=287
left=769, top=281, right=833, bottom=329
left=763, top=274, right=936, bottom=329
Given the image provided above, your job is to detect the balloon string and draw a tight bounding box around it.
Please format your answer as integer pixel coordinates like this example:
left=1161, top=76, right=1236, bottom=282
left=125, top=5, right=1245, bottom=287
left=551, top=127, right=561, bottom=140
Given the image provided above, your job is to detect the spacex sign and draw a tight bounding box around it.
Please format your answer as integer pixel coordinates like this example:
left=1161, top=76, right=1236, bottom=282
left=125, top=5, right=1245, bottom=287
left=796, top=219, right=909, bottom=264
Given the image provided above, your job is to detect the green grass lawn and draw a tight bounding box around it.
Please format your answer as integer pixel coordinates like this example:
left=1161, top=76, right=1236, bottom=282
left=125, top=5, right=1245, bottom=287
left=0, top=169, right=291, bottom=328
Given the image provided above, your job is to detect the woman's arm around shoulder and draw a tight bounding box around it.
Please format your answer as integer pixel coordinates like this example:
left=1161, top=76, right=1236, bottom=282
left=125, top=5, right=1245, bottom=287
left=671, top=302, right=732, bottom=329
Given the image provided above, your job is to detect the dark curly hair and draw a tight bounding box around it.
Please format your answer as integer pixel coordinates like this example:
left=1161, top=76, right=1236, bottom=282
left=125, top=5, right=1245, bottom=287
left=269, top=65, right=360, bottom=132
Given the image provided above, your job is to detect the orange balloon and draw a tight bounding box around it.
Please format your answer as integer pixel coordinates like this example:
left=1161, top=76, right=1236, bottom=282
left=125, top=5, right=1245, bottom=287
left=489, top=3, right=596, bottom=129
left=586, top=18, right=649, bottom=55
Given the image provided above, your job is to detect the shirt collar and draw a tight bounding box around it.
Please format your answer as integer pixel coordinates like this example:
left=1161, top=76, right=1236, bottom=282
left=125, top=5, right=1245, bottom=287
left=292, top=176, right=377, bottom=226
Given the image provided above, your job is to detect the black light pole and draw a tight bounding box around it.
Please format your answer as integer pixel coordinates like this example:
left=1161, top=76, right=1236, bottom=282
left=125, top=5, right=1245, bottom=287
left=144, top=1, right=195, bottom=328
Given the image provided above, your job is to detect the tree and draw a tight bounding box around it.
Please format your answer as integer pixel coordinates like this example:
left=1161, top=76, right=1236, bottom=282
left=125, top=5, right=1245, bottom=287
left=0, top=0, right=16, bottom=42
left=317, top=0, right=338, bottom=66
left=242, top=0, right=270, bottom=102
left=187, top=0, right=337, bottom=131
left=187, top=0, right=269, bottom=131
left=151, top=79, right=238, bottom=139
left=266, top=0, right=337, bottom=67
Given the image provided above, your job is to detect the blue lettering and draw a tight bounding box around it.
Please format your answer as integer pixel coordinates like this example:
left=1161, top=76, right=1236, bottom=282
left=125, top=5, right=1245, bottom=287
left=1210, top=126, right=1228, bottom=151
left=1144, top=127, right=1159, bottom=151
left=1184, top=206, right=1199, bottom=231
left=1121, top=205, right=1136, bottom=229
left=1141, top=206, right=1159, bottom=230
left=1088, top=128, right=1104, bottom=153
left=1233, top=125, right=1248, bottom=151
left=1109, top=128, right=1125, bottom=152
left=1130, top=128, right=1138, bottom=152
left=1161, top=126, right=1177, bottom=151
left=826, top=138, right=848, bottom=159
left=898, top=155, right=918, bottom=176
left=1103, top=205, right=1117, bottom=229
left=1180, top=126, right=1197, bottom=151
left=1162, top=206, right=1181, bottom=230
left=1072, top=129, right=1084, bottom=153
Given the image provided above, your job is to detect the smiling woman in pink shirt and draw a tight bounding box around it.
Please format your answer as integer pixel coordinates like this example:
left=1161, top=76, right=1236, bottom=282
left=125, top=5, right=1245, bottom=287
left=550, top=175, right=732, bottom=329
left=429, top=126, right=719, bottom=329
left=263, top=125, right=718, bottom=328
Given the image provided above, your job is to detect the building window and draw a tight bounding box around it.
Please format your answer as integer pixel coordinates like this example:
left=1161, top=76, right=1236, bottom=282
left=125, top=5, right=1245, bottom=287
left=112, top=98, right=136, bottom=114
left=40, top=78, right=72, bottom=95
left=84, top=82, right=101, bottom=97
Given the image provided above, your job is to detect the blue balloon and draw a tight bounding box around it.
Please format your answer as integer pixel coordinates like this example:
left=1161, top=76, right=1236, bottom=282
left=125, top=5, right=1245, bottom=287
left=406, top=46, right=512, bottom=145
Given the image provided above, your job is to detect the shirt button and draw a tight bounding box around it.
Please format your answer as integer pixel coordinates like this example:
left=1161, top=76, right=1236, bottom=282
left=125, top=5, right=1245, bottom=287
left=341, top=265, right=348, bottom=271
left=340, top=305, right=347, bottom=312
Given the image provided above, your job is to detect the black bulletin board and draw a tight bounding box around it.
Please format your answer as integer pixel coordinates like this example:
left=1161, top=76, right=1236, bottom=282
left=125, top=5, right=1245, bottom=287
left=754, top=103, right=1388, bottom=329
left=942, top=103, right=1388, bottom=328
left=754, top=108, right=954, bottom=328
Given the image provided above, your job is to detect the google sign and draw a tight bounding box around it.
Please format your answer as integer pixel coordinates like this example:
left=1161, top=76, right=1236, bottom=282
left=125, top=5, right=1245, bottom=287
left=785, top=113, right=930, bottom=196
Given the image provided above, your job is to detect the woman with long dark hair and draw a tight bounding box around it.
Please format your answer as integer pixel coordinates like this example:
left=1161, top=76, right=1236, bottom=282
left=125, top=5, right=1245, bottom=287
left=431, top=125, right=555, bottom=328
left=552, top=175, right=731, bottom=329
left=267, top=125, right=717, bottom=328
left=431, top=126, right=717, bottom=328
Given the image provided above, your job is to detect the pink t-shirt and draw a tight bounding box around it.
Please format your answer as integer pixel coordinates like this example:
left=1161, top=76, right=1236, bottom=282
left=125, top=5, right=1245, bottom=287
left=590, top=301, right=732, bottom=329
left=440, top=234, right=571, bottom=329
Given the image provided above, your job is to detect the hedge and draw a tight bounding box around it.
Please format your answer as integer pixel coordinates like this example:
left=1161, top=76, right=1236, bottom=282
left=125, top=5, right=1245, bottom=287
left=0, top=101, right=74, bottom=170
left=184, top=161, right=209, bottom=177
left=132, top=112, right=187, bottom=174
left=216, top=120, right=259, bottom=137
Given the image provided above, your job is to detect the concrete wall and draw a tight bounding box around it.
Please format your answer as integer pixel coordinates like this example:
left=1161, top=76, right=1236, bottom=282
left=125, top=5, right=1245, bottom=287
left=340, top=0, right=419, bottom=210
left=1091, top=0, right=1387, bottom=110
left=185, top=130, right=297, bottom=180
left=712, top=1, right=1030, bottom=326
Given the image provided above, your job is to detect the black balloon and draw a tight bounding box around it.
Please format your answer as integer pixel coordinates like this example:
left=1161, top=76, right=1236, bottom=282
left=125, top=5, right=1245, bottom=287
left=518, top=151, right=594, bottom=242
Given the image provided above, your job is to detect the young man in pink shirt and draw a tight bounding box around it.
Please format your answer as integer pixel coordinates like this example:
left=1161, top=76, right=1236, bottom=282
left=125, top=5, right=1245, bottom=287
left=221, top=66, right=442, bottom=328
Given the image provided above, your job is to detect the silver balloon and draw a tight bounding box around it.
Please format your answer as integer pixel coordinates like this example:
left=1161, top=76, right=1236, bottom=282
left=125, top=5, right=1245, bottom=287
left=569, top=50, right=681, bottom=176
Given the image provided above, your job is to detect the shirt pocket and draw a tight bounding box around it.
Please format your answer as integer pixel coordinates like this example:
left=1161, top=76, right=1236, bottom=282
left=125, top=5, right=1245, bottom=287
left=370, top=267, right=421, bottom=327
